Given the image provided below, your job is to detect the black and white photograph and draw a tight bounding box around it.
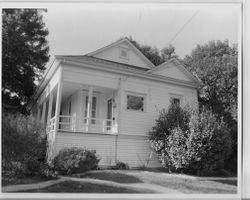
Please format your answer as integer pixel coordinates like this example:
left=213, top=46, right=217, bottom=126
left=1, top=1, right=246, bottom=199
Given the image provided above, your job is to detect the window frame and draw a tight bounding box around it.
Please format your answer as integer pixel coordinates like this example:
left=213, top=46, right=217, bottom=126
left=125, top=92, right=146, bottom=112
left=169, top=93, right=183, bottom=107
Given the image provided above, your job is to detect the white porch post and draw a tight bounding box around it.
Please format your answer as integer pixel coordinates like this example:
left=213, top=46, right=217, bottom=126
left=54, top=70, right=63, bottom=134
left=41, top=101, right=47, bottom=125
left=86, top=85, right=93, bottom=132
left=47, top=92, right=54, bottom=127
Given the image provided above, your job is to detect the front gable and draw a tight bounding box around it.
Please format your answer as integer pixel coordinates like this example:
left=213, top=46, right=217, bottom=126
left=87, top=38, right=155, bottom=69
left=148, top=58, right=199, bottom=83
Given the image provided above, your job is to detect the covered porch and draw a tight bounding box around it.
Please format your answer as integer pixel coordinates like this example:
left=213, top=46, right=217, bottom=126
left=36, top=81, right=120, bottom=135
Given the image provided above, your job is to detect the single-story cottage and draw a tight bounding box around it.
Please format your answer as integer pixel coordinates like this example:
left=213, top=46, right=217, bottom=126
left=29, top=37, right=200, bottom=168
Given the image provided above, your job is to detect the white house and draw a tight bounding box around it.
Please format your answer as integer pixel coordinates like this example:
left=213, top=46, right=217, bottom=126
left=29, top=38, right=200, bottom=168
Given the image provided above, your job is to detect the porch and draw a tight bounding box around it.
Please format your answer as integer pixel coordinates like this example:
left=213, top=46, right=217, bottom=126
left=36, top=80, right=121, bottom=135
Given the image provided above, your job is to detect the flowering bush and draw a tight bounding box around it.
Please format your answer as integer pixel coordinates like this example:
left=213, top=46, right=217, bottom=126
left=149, top=103, right=232, bottom=176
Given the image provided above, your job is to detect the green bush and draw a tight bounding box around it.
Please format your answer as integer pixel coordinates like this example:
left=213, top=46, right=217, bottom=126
left=2, top=113, right=47, bottom=177
left=115, top=161, right=129, bottom=170
left=52, top=147, right=100, bottom=175
left=149, top=103, right=233, bottom=176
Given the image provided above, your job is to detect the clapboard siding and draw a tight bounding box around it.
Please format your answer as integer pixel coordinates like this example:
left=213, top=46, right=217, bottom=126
left=119, top=77, right=198, bottom=136
left=55, top=132, right=116, bottom=166
left=117, top=135, right=161, bottom=168
left=55, top=132, right=161, bottom=168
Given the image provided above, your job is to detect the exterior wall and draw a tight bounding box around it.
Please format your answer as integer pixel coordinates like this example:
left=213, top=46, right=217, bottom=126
left=119, top=77, right=198, bottom=136
left=93, top=41, right=150, bottom=69
left=55, top=132, right=161, bottom=168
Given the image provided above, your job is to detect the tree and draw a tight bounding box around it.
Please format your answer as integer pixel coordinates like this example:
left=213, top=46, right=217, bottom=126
left=183, top=40, right=238, bottom=173
left=2, top=9, right=49, bottom=114
left=128, top=37, right=165, bottom=66
left=161, top=45, right=178, bottom=61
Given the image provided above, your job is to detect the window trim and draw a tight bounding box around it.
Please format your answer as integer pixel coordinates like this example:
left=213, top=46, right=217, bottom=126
left=125, top=92, right=146, bottom=112
left=169, top=93, right=183, bottom=106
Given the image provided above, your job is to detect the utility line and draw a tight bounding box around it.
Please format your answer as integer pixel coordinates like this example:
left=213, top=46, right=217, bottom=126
left=166, top=10, right=199, bottom=46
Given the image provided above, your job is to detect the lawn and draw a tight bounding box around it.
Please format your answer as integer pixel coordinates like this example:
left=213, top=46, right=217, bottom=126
left=21, top=180, right=150, bottom=193
left=2, top=175, right=57, bottom=186
left=126, top=170, right=237, bottom=194
left=78, top=170, right=237, bottom=194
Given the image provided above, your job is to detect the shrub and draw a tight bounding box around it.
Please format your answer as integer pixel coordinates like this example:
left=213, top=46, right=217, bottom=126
left=2, top=113, right=47, bottom=177
left=186, top=109, right=232, bottom=176
left=115, top=161, right=129, bottom=170
left=167, top=127, right=189, bottom=172
left=52, top=147, right=100, bottom=175
left=149, top=102, right=191, bottom=169
left=149, top=104, right=233, bottom=176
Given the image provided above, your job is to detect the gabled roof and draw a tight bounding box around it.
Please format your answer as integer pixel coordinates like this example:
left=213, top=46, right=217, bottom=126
left=87, top=37, right=155, bottom=69
left=148, top=58, right=200, bottom=84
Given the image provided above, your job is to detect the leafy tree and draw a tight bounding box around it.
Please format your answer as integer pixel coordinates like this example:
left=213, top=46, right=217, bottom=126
left=128, top=36, right=165, bottom=66
left=182, top=40, right=238, bottom=173
left=161, top=45, right=178, bottom=61
left=2, top=9, right=49, bottom=113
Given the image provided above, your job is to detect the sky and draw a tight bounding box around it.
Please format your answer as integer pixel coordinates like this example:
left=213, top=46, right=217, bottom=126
left=42, top=3, right=241, bottom=62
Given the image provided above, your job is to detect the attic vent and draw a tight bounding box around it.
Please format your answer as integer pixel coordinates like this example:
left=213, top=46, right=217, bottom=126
left=119, top=47, right=129, bottom=60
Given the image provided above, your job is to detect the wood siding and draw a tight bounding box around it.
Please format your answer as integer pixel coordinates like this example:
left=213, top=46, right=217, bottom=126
left=55, top=132, right=161, bottom=168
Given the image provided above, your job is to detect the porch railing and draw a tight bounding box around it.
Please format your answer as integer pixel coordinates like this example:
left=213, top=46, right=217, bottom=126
left=47, top=115, right=117, bottom=134
left=46, top=116, right=56, bottom=133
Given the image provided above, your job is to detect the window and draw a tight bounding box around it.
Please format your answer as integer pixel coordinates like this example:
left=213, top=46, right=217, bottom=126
left=127, top=95, right=144, bottom=111
left=119, top=47, right=129, bottom=60
left=171, top=98, right=180, bottom=106
left=84, top=96, right=97, bottom=124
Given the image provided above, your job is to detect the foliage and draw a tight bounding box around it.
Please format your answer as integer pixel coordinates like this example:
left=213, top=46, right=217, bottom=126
left=128, top=36, right=164, bottom=66
left=149, top=103, right=190, bottom=162
left=2, top=9, right=49, bottom=113
left=115, top=161, right=129, bottom=170
left=161, top=45, right=179, bottom=60
left=2, top=113, right=47, bottom=176
left=186, top=109, right=232, bottom=176
left=149, top=103, right=232, bottom=176
left=182, top=40, right=238, bottom=173
left=52, top=147, right=100, bottom=175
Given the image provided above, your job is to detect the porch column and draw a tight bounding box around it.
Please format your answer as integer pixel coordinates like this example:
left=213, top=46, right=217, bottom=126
left=47, top=92, right=54, bottom=127
left=41, top=101, right=47, bottom=125
left=86, top=85, right=93, bottom=132
left=54, top=70, right=63, bottom=134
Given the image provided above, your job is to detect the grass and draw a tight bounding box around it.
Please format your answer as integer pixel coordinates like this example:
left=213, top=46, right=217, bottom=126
left=80, top=171, right=142, bottom=183
left=125, top=171, right=237, bottom=194
left=2, top=175, right=57, bottom=186
left=22, top=180, right=150, bottom=193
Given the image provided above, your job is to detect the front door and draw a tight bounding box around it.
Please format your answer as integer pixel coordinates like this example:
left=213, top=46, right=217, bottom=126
left=107, top=99, right=113, bottom=131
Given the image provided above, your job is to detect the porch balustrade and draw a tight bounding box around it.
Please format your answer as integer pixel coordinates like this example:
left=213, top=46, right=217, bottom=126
left=47, top=115, right=117, bottom=134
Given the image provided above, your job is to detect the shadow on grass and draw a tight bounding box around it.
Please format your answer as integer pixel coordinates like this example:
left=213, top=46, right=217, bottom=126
left=81, top=172, right=143, bottom=183
left=21, top=181, right=151, bottom=193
